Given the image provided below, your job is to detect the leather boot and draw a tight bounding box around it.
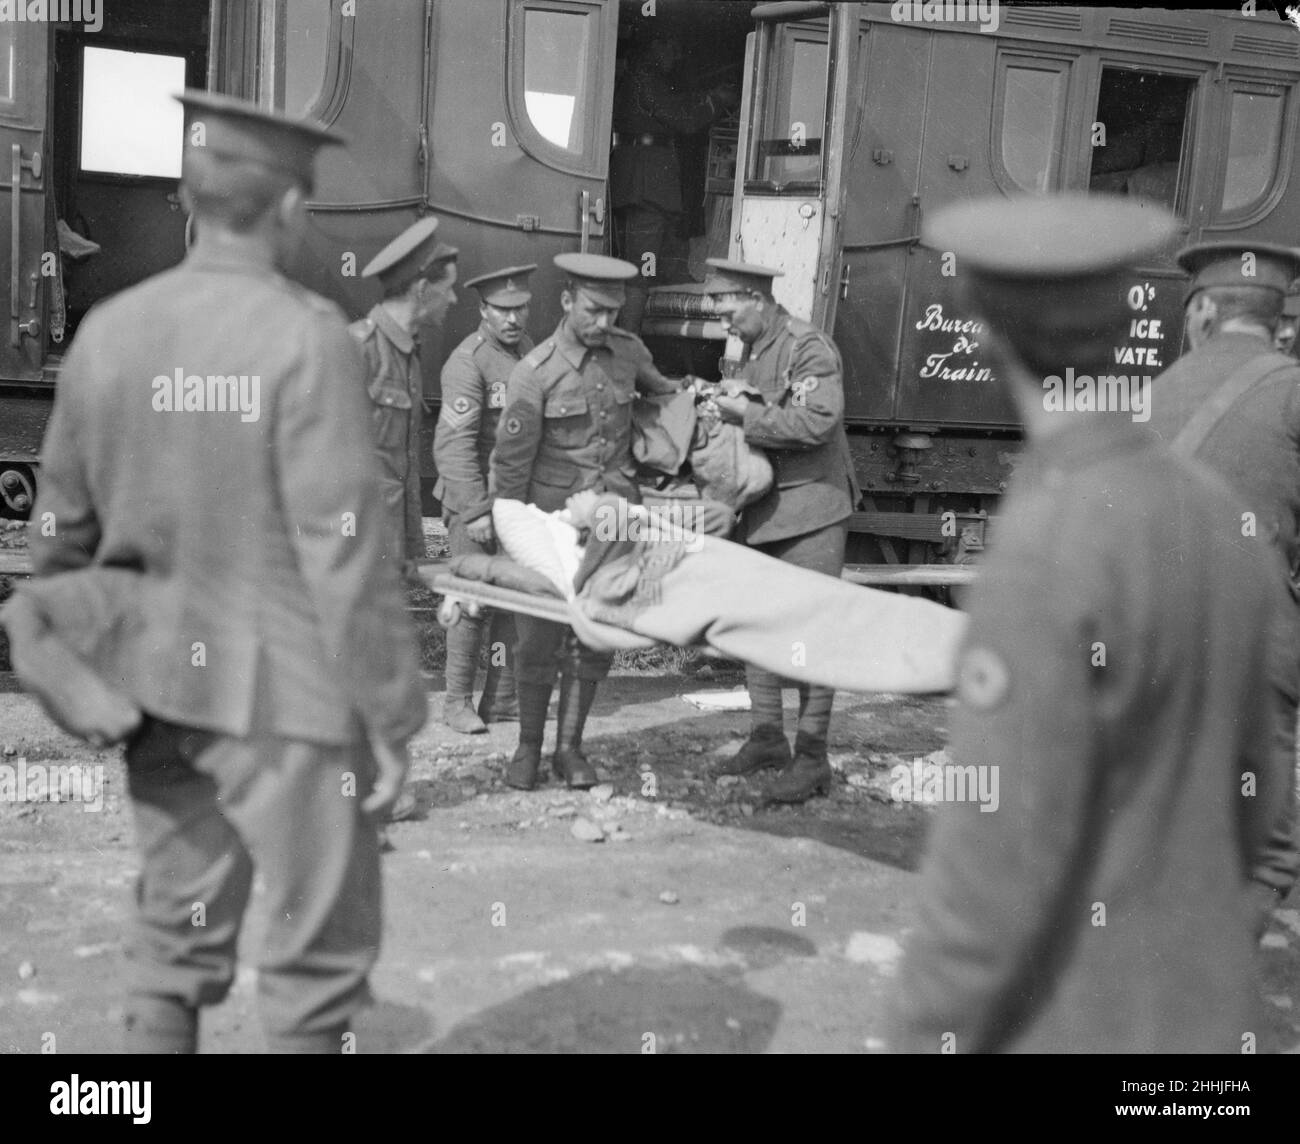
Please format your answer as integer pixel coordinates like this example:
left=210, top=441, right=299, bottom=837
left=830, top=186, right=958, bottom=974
left=712, top=723, right=791, bottom=776
left=552, top=673, right=599, bottom=789
left=442, top=615, right=487, bottom=734
left=505, top=681, right=552, bottom=790
left=767, top=726, right=833, bottom=803
left=476, top=612, right=519, bottom=723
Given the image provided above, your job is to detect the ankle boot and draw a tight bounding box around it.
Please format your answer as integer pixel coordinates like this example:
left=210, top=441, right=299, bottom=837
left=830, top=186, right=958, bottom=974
left=767, top=724, right=833, bottom=803
left=505, top=681, right=553, bottom=790
left=442, top=616, right=487, bottom=734
left=552, top=674, right=599, bottom=789
left=713, top=723, right=791, bottom=776
left=477, top=614, right=519, bottom=723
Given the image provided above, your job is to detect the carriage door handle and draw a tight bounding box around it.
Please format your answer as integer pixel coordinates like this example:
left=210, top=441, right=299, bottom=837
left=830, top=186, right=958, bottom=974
left=10, top=143, right=43, bottom=347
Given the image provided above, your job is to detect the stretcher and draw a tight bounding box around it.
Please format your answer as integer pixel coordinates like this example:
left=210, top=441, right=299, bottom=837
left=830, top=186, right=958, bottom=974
left=418, top=561, right=576, bottom=629
left=415, top=497, right=972, bottom=695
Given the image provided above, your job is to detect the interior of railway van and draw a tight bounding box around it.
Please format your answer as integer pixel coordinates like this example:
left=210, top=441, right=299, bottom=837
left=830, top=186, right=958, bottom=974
left=610, top=0, right=754, bottom=279
left=46, top=0, right=209, bottom=353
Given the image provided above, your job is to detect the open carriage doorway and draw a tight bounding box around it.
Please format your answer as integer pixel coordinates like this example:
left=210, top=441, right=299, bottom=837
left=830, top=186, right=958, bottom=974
left=49, top=0, right=208, bottom=349
left=610, top=0, right=754, bottom=349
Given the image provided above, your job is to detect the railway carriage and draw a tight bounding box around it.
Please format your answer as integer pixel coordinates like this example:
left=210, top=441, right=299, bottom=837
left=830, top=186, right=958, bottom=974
left=3, top=1, right=1299, bottom=571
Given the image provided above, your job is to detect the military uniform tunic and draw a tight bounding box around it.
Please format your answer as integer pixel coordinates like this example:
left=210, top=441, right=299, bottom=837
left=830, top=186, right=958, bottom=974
left=491, top=317, right=677, bottom=683
left=491, top=319, right=678, bottom=513
left=434, top=321, right=534, bottom=523
left=349, top=304, right=426, bottom=562
left=1148, top=331, right=1300, bottom=897
left=892, top=417, right=1289, bottom=1053
left=733, top=305, right=859, bottom=547
left=30, top=242, right=427, bottom=1042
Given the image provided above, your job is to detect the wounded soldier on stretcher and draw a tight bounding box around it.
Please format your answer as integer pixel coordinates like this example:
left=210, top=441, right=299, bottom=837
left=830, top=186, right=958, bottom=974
left=445, top=491, right=968, bottom=696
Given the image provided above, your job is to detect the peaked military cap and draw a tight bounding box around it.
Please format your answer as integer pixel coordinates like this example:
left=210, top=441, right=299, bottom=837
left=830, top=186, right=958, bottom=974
left=363, top=217, right=458, bottom=293
left=554, top=252, right=638, bottom=307
left=923, top=194, right=1179, bottom=377
left=465, top=263, right=537, bottom=307
left=175, top=89, right=344, bottom=186
left=702, top=258, right=785, bottom=297
left=1176, top=240, right=1300, bottom=305
left=924, top=194, right=1177, bottom=280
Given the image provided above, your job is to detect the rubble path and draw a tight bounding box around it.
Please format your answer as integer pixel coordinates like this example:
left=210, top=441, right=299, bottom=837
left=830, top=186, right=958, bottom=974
left=2, top=673, right=1298, bottom=1053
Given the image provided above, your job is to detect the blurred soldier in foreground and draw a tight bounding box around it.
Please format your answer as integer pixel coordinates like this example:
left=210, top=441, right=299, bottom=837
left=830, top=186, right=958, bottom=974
left=350, top=217, right=459, bottom=580
left=892, top=195, right=1288, bottom=1052
left=433, top=264, right=536, bottom=732
left=610, top=31, right=738, bottom=332
left=1149, top=241, right=1300, bottom=935
left=490, top=253, right=682, bottom=790
left=27, top=91, right=427, bottom=1053
left=703, top=260, right=859, bottom=804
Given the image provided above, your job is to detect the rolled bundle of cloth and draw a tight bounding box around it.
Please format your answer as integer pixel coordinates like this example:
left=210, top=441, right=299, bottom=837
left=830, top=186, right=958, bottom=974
left=632, top=386, right=773, bottom=514
left=0, top=569, right=144, bottom=746
left=489, top=493, right=968, bottom=694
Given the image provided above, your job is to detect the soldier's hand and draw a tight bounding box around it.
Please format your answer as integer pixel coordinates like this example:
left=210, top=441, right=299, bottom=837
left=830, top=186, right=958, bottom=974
left=466, top=514, right=495, bottom=545
left=713, top=392, right=749, bottom=425
left=363, top=737, right=411, bottom=822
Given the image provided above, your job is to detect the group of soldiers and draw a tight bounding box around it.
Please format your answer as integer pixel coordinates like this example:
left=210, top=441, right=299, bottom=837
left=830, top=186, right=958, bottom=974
left=16, top=78, right=1300, bottom=1053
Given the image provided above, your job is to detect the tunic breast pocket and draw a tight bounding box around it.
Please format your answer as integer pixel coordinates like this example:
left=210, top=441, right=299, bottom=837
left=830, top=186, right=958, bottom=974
left=368, top=379, right=412, bottom=451
left=543, top=390, right=591, bottom=449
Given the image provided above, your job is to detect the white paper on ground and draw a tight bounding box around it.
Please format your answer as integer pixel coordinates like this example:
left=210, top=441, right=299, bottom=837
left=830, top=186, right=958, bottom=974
left=681, top=689, right=751, bottom=712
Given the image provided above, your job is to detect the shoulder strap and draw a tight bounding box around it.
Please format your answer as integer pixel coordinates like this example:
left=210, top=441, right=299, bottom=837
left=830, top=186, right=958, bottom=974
left=1171, top=352, right=1293, bottom=457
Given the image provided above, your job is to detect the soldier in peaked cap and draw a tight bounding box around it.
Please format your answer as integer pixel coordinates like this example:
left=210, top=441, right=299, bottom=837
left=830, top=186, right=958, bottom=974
left=26, top=91, right=427, bottom=1052
left=433, top=265, right=537, bottom=734
left=890, top=195, right=1290, bottom=1053
left=702, top=258, right=860, bottom=805
left=1147, top=238, right=1300, bottom=935
left=490, top=251, right=685, bottom=791
left=1275, top=288, right=1300, bottom=357
left=349, top=217, right=459, bottom=582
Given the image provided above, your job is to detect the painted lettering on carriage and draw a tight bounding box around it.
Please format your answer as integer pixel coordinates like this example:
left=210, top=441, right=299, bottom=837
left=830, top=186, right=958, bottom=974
left=151, top=369, right=261, bottom=422
left=914, top=304, right=994, bottom=383
left=1111, top=282, right=1166, bottom=369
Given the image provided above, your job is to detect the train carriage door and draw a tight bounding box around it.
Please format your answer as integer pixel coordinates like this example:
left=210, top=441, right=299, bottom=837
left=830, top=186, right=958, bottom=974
left=0, top=15, right=49, bottom=382
left=733, top=1, right=858, bottom=325
left=507, top=0, right=616, bottom=258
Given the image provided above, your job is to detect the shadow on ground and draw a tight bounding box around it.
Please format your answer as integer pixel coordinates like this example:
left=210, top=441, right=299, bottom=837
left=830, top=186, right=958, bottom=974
left=418, top=964, right=782, bottom=1054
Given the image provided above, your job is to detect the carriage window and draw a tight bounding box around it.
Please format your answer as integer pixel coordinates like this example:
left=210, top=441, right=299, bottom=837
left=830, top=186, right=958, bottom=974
left=80, top=46, right=186, bottom=178
left=1089, top=68, right=1194, bottom=212
left=282, top=0, right=334, bottom=117
left=523, top=7, right=592, bottom=152
left=0, top=23, right=14, bottom=104
left=998, top=63, right=1067, bottom=193
left=750, top=27, right=827, bottom=189
left=1221, top=87, right=1285, bottom=214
